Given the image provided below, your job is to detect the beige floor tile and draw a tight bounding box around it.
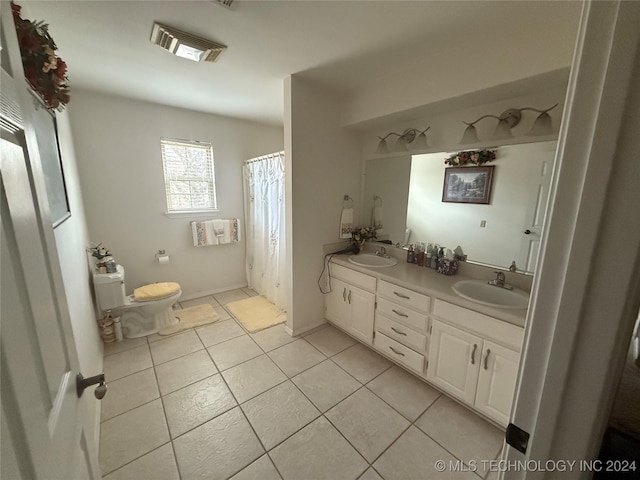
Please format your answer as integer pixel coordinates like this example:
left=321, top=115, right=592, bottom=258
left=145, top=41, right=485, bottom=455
left=149, top=330, right=204, bottom=365
left=163, top=374, right=237, bottom=438
left=250, top=324, right=296, bottom=352
left=173, top=407, right=264, bottom=480
left=99, top=399, right=169, bottom=475
left=292, top=360, right=361, bottom=412
left=269, top=416, right=367, bottom=480
left=103, top=336, right=147, bottom=356
left=304, top=325, right=356, bottom=357
left=359, top=468, right=383, bottom=480
left=373, top=426, right=479, bottom=480
left=104, top=344, right=152, bottom=381
left=267, top=339, right=326, bottom=377
left=332, top=343, right=393, bottom=383
left=103, top=443, right=179, bottom=480
left=241, top=288, right=259, bottom=297
left=155, top=349, right=217, bottom=395
left=101, top=368, right=159, bottom=421
left=207, top=335, right=263, bottom=371
left=221, top=354, right=287, bottom=403
left=230, top=454, right=282, bottom=480
left=415, top=396, right=504, bottom=471
left=180, top=295, right=220, bottom=309
left=196, top=319, right=245, bottom=347
left=367, top=366, right=441, bottom=421
left=214, top=288, right=250, bottom=305
left=326, top=387, right=409, bottom=462
left=242, top=381, right=320, bottom=450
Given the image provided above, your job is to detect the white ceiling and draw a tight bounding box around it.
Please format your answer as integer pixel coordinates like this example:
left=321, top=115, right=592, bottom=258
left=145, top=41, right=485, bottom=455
left=24, top=1, right=582, bottom=127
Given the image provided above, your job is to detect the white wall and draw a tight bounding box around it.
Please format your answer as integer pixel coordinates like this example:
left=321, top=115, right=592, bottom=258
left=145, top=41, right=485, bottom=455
left=285, top=76, right=362, bottom=335
left=51, top=111, right=103, bottom=450
left=68, top=89, right=283, bottom=299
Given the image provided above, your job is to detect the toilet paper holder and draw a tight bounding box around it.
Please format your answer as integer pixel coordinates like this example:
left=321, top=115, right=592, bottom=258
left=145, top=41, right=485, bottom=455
left=155, top=249, right=170, bottom=263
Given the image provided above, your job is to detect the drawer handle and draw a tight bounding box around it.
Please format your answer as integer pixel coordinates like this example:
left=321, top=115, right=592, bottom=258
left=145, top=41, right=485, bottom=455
left=391, top=309, right=408, bottom=318
left=390, top=327, right=407, bottom=336
left=348, top=290, right=352, bottom=304
left=393, top=291, right=410, bottom=300
left=342, top=288, right=347, bottom=302
left=484, top=349, right=491, bottom=370
left=389, top=346, right=405, bottom=357
left=471, top=344, right=477, bottom=365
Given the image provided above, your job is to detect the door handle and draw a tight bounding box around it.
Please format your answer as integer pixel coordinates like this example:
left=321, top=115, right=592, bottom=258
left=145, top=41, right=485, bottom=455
left=348, top=290, right=352, bottom=304
left=76, top=373, right=107, bottom=400
left=343, top=287, right=347, bottom=302
left=523, top=229, right=531, bottom=235
left=484, top=349, right=491, bottom=370
left=471, top=344, right=478, bottom=365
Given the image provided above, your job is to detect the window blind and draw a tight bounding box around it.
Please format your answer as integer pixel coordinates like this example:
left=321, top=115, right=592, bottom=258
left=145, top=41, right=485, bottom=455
left=160, top=138, right=217, bottom=212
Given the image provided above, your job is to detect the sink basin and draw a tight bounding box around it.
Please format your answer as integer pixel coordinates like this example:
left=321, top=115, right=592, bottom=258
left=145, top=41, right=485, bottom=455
left=452, top=280, right=529, bottom=309
left=348, top=253, right=398, bottom=268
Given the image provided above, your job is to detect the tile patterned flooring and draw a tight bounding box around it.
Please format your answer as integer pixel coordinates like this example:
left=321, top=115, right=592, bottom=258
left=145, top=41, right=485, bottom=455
left=100, top=288, right=505, bottom=480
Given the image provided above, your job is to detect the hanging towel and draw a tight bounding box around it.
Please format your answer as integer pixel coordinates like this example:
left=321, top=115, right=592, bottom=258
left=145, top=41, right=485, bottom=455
left=339, top=208, right=354, bottom=239
left=372, top=205, right=384, bottom=233
left=191, top=219, right=241, bottom=246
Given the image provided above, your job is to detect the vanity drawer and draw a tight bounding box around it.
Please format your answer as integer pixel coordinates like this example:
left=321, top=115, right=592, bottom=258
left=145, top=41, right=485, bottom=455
left=329, top=263, right=376, bottom=292
left=376, top=298, right=429, bottom=332
left=375, top=313, right=426, bottom=352
left=374, top=332, right=424, bottom=372
left=377, top=280, right=430, bottom=313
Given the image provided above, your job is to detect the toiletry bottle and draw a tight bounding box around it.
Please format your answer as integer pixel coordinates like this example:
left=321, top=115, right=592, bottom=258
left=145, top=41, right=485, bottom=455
left=437, top=246, right=445, bottom=271
left=430, top=244, right=439, bottom=269
left=426, top=243, right=433, bottom=268
left=407, top=244, right=415, bottom=263
left=416, top=242, right=425, bottom=267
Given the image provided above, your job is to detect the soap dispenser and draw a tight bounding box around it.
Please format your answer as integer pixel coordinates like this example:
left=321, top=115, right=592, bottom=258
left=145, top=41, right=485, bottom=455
left=407, top=244, right=415, bottom=263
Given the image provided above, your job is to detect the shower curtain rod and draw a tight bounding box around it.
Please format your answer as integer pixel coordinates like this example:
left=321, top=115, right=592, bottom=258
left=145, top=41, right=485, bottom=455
left=244, top=151, right=285, bottom=165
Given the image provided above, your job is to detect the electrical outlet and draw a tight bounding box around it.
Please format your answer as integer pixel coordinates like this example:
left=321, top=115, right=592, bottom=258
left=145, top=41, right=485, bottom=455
left=480, top=220, right=487, bottom=228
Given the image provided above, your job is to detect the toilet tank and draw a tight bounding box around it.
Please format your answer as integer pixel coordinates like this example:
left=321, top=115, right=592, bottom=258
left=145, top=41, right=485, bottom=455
left=93, top=265, right=126, bottom=313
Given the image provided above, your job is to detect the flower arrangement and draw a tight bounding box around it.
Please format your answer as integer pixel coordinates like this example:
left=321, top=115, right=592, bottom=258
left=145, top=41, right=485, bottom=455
left=351, top=226, right=376, bottom=245
left=88, top=243, right=111, bottom=260
left=12, top=2, right=70, bottom=111
left=88, top=243, right=117, bottom=273
left=445, top=149, right=496, bottom=166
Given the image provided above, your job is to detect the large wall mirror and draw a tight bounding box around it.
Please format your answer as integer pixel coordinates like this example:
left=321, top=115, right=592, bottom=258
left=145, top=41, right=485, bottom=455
left=362, top=141, right=556, bottom=274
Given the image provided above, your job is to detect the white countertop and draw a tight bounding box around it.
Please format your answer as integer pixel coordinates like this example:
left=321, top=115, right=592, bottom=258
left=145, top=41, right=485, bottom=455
left=329, top=254, right=528, bottom=328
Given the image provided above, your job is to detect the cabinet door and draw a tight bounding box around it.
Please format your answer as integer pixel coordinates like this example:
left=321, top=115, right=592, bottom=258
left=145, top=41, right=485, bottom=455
left=347, top=285, right=375, bottom=345
left=325, top=277, right=349, bottom=330
left=427, top=320, right=482, bottom=405
left=475, top=340, right=520, bottom=426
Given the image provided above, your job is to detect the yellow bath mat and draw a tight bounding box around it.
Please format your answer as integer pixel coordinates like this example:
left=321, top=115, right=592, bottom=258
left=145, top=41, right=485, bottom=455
left=227, top=296, right=286, bottom=333
left=158, top=304, right=219, bottom=335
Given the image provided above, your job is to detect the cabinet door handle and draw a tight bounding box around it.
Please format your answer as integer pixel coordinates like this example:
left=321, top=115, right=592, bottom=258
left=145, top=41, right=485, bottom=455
left=389, top=346, right=405, bottom=357
left=390, top=327, right=407, bottom=336
left=393, top=291, right=410, bottom=300
left=483, top=349, right=491, bottom=370
left=471, top=344, right=478, bottom=365
left=391, top=309, right=408, bottom=318
left=348, top=290, right=352, bottom=304
left=342, top=288, right=347, bottom=302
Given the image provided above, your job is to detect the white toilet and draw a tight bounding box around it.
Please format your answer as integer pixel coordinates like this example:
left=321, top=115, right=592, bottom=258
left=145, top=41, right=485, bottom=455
left=93, top=265, right=182, bottom=338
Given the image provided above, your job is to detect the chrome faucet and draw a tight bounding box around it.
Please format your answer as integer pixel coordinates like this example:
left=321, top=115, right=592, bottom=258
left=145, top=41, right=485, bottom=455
left=488, top=271, right=513, bottom=290
left=376, top=246, right=388, bottom=258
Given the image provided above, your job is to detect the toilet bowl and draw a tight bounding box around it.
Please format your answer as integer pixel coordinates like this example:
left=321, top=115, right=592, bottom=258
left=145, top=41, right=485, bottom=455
left=93, top=265, right=181, bottom=338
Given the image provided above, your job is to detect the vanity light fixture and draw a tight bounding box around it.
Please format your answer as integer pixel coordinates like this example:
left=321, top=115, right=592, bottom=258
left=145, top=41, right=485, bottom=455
left=150, top=22, right=227, bottom=62
left=460, top=104, right=559, bottom=144
left=375, top=127, right=430, bottom=154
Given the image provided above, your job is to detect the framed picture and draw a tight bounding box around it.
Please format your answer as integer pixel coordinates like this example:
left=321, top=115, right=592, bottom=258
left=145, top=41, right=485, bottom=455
left=442, top=166, right=494, bottom=204
left=30, top=100, right=71, bottom=227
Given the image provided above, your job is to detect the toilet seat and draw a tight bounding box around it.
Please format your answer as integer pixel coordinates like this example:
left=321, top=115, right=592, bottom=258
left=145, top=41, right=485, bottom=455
left=133, top=282, right=181, bottom=302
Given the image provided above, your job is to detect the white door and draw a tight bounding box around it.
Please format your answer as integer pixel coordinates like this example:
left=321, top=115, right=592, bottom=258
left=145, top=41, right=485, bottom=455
left=427, top=320, right=482, bottom=404
left=325, top=277, right=349, bottom=330
left=475, top=340, right=521, bottom=427
left=1, top=132, right=99, bottom=478
left=347, top=286, right=375, bottom=345
left=517, top=142, right=555, bottom=272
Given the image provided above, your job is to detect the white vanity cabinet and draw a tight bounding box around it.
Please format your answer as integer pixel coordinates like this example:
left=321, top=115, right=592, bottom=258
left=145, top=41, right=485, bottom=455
left=325, top=263, right=376, bottom=344
left=373, top=280, right=431, bottom=374
left=427, top=300, right=524, bottom=426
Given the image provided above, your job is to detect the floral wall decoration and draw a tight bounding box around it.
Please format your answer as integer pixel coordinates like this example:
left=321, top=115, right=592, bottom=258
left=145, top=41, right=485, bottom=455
left=12, top=2, right=70, bottom=111
left=444, top=149, right=497, bottom=167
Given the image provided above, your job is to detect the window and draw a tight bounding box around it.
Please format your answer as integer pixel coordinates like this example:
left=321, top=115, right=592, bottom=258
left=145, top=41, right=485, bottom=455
left=160, top=138, right=217, bottom=212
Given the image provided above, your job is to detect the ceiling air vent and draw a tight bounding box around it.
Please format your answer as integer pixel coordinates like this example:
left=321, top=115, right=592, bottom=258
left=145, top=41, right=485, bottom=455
left=212, top=0, right=234, bottom=8
left=150, top=22, right=227, bottom=62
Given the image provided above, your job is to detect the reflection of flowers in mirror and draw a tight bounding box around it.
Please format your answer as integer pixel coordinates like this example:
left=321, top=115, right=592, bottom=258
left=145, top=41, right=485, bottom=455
left=445, top=149, right=496, bottom=166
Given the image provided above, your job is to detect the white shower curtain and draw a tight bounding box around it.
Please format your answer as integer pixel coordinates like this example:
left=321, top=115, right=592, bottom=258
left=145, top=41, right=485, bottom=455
left=243, top=152, right=286, bottom=310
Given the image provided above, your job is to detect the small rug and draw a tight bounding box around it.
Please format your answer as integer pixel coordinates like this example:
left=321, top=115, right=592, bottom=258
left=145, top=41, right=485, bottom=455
left=158, top=304, right=219, bottom=335
left=227, top=295, right=286, bottom=333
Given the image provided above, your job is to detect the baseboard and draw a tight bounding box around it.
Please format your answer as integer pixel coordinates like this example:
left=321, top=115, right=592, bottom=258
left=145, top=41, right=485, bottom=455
left=180, top=283, right=249, bottom=302
left=287, top=319, right=327, bottom=337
